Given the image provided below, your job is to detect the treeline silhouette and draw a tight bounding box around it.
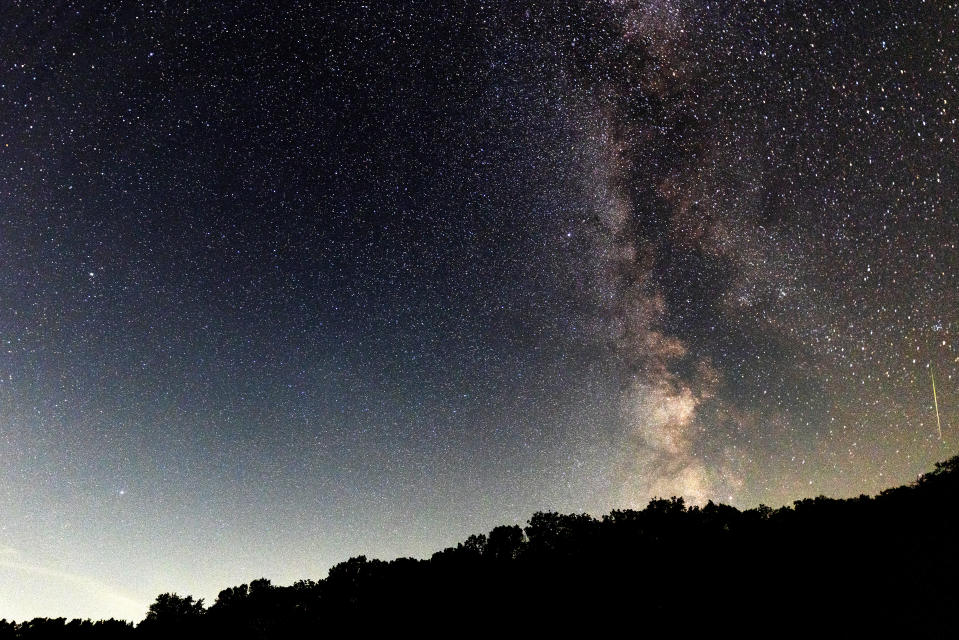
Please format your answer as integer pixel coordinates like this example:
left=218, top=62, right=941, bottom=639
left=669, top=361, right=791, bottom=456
left=4, top=455, right=959, bottom=636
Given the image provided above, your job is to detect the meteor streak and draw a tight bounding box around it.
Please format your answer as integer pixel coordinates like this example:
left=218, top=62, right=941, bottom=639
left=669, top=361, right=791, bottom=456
left=932, top=370, right=942, bottom=440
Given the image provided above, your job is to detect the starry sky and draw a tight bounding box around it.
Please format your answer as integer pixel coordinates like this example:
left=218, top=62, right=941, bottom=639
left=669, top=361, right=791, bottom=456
left=1, top=0, right=957, bottom=622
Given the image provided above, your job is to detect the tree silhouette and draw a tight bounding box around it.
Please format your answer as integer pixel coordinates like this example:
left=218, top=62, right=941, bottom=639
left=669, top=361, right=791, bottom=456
left=486, top=525, right=524, bottom=561
left=137, top=593, right=204, bottom=637
left=7, top=453, right=959, bottom=637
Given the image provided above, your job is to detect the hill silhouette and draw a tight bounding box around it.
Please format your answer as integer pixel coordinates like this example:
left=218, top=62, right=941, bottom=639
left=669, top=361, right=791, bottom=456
left=4, top=455, right=959, bottom=636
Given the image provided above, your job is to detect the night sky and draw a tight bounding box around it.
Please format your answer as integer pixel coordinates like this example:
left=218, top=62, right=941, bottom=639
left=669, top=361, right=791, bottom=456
left=2, top=0, right=957, bottom=621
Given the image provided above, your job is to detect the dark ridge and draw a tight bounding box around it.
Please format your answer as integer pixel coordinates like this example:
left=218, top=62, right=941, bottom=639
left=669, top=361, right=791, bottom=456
left=4, top=454, right=959, bottom=636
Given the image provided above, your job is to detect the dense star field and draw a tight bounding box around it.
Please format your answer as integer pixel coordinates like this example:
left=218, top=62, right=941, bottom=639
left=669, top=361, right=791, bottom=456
left=1, top=0, right=957, bottom=622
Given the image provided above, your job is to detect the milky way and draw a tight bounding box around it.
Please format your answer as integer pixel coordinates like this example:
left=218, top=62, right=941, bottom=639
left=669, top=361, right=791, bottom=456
left=0, top=0, right=957, bottom=621
left=559, top=0, right=959, bottom=506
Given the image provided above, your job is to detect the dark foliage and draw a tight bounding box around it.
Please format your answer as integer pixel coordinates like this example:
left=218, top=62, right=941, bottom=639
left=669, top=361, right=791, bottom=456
left=0, top=619, right=133, bottom=640
left=6, top=454, right=959, bottom=636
